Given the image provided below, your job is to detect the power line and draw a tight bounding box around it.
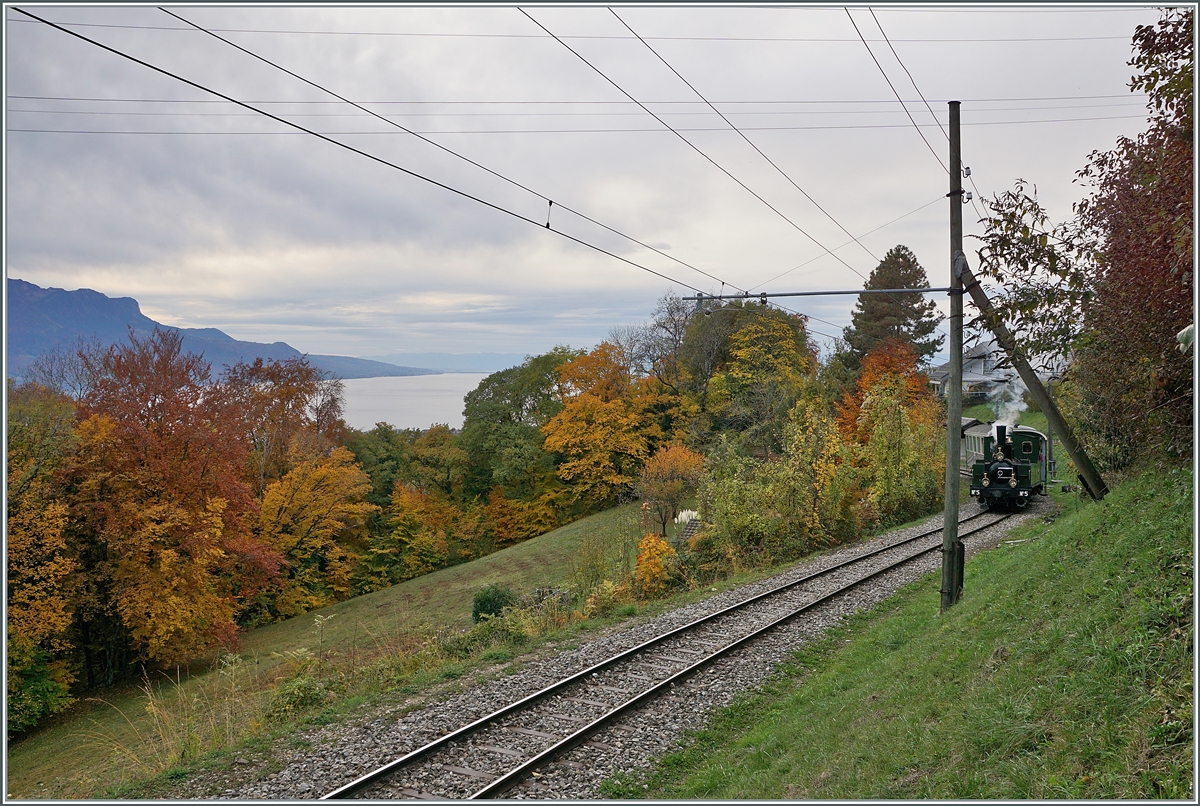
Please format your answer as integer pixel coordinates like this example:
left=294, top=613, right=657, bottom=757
left=2, top=16, right=1136, bottom=42
left=610, top=7, right=879, bottom=269
left=867, top=8, right=985, bottom=221
left=521, top=8, right=883, bottom=293
left=748, top=196, right=944, bottom=291
left=9, top=115, right=1149, bottom=136
left=10, top=6, right=706, bottom=296
left=845, top=7, right=948, bottom=174
left=7, top=92, right=1149, bottom=105
left=158, top=6, right=745, bottom=295
left=7, top=99, right=1150, bottom=117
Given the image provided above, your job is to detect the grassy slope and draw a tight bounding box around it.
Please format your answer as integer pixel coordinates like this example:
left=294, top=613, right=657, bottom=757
left=5, top=502, right=669, bottom=799
left=613, top=467, right=1193, bottom=800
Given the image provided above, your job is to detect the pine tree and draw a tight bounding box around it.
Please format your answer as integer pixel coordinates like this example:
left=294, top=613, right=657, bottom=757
left=842, top=245, right=944, bottom=366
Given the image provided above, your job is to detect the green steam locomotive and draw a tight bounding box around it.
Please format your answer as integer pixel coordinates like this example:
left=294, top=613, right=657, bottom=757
left=967, top=423, right=1048, bottom=510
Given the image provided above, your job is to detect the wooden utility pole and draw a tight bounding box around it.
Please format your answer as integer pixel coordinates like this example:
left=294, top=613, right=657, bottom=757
left=941, top=100, right=964, bottom=612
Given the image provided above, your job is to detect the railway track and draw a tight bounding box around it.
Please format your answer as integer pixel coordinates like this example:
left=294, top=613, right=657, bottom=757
left=322, top=510, right=1011, bottom=800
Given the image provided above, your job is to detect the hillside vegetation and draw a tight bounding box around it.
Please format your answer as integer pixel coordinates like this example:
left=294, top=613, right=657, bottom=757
left=606, top=467, right=1192, bottom=799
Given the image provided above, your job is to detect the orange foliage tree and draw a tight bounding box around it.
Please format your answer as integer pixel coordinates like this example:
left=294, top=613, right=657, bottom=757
left=69, top=329, right=282, bottom=669
left=835, top=339, right=944, bottom=525
left=638, top=445, right=705, bottom=535
left=835, top=339, right=938, bottom=444
left=542, top=343, right=654, bottom=508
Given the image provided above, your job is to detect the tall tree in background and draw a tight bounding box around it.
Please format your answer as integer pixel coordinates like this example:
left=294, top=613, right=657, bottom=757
left=224, top=357, right=346, bottom=495
left=842, top=245, right=944, bottom=367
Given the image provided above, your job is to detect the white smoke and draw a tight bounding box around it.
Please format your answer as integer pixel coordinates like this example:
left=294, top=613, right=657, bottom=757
left=988, top=374, right=1028, bottom=440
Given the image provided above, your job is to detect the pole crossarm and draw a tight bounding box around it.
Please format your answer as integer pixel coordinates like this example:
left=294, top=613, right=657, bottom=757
left=683, top=287, right=952, bottom=301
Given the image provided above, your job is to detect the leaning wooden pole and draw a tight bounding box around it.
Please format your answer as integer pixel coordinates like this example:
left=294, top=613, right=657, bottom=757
left=957, top=259, right=1109, bottom=500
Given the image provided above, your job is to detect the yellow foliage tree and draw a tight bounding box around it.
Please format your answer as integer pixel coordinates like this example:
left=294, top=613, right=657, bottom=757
left=633, top=533, right=676, bottom=599
left=257, top=447, right=378, bottom=618
left=542, top=343, right=655, bottom=507
left=381, top=483, right=459, bottom=581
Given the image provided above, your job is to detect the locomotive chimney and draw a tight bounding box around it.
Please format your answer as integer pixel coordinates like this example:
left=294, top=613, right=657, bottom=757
left=995, top=424, right=1008, bottom=458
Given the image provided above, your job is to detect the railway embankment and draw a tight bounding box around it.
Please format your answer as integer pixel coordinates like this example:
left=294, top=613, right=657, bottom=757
left=614, top=467, right=1193, bottom=800
left=154, top=500, right=1035, bottom=798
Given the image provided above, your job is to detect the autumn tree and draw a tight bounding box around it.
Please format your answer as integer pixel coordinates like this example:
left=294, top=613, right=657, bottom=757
left=542, top=343, right=654, bottom=508
left=385, top=484, right=458, bottom=581
left=842, top=245, right=944, bottom=367
left=638, top=445, right=705, bottom=536
left=254, top=447, right=378, bottom=620
left=1069, top=8, right=1193, bottom=464
left=69, top=329, right=280, bottom=670
left=781, top=395, right=858, bottom=542
left=834, top=340, right=943, bottom=525
left=705, top=308, right=816, bottom=455
left=835, top=339, right=938, bottom=444
left=973, top=8, right=1193, bottom=466
left=6, top=382, right=79, bottom=731
left=224, top=357, right=347, bottom=495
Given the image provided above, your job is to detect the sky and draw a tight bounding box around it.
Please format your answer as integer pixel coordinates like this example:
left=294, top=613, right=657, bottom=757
left=4, top=3, right=1161, bottom=365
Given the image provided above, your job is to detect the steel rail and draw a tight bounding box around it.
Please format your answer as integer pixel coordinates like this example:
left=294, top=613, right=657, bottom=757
left=322, top=509, right=1005, bottom=799
left=472, top=512, right=1011, bottom=798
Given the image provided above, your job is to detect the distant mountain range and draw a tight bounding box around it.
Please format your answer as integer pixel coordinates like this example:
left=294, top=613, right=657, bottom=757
left=361, top=352, right=528, bottom=373
left=5, top=279, right=439, bottom=381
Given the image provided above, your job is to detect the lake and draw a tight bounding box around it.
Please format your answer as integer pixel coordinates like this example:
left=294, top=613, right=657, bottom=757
left=340, top=373, right=489, bottom=431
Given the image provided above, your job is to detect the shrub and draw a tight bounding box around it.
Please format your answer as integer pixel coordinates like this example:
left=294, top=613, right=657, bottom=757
left=472, top=583, right=518, bottom=623
left=267, top=675, right=329, bottom=722
left=634, top=533, right=677, bottom=599
left=439, top=612, right=530, bottom=659
left=584, top=580, right=627, bottom=617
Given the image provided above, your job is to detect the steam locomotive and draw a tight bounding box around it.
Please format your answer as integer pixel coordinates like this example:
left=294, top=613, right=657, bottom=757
left=967, top=423, right=1048, bottom=510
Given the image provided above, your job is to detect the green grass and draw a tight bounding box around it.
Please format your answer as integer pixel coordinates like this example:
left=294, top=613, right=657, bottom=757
left=614, top=466, right=1192, bottom=799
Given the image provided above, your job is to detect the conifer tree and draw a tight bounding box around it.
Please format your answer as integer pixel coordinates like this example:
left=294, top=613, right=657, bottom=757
left=842, top=245, right=944, bottom=366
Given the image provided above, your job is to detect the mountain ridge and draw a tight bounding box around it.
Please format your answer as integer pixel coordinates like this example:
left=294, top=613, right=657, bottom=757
left=5, top=278, right=439, bottom=380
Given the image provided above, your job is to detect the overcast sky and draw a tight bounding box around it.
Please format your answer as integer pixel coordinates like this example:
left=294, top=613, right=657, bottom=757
left=4, top=3, right=1160, bottom=364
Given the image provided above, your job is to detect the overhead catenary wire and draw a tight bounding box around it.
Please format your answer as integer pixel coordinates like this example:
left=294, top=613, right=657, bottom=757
left=520, top=7, right=885, bottom=296
left=6, top=115, right=1151, bottom=135
left=157, top=6, right=744, bottom=295
left=868, top=8, right=986, bottom=220
left=516, top=8, right=889, bottom=334
left=9, top=6, right=706, bottom=296
left=14, top=5, right=848, bottom=338
left=1, top=16, right=1138, bottom=41
left=844, top=7, right=948, bottom=175
left=6, top=99, right=1151, bottom=116
left=7, top=92, right=1150, bottom=105
left=748, top=195, right=944, bottom=291
left=602, top=9, right=941, bottom=342
left=610, top=7, right=878, bottom=267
